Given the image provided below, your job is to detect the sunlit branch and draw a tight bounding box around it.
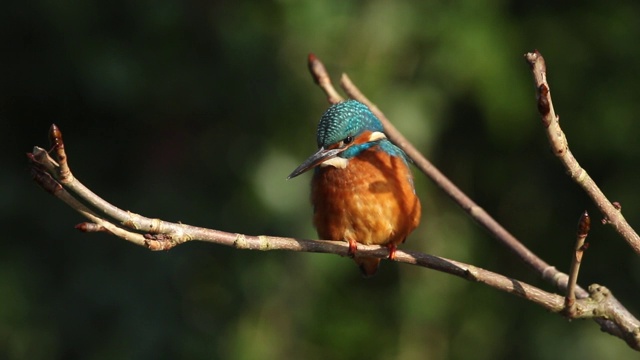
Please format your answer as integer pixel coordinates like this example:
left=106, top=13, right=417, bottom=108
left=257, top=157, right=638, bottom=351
left=27, top=52, right=640, bottom=351
left=25, top=126, right=619, bottom=318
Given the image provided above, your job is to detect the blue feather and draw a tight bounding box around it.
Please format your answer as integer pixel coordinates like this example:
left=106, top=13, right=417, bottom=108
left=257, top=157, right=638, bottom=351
left=316, top=100, right=409, bottom=164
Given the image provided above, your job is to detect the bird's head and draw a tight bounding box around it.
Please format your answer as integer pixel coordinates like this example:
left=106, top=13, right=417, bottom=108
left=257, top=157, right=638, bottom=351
left=288, top=100, right=388, bottom=179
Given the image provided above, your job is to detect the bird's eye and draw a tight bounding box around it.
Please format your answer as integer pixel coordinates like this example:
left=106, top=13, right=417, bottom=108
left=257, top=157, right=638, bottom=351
left=343, top=136, right=354, bottom=146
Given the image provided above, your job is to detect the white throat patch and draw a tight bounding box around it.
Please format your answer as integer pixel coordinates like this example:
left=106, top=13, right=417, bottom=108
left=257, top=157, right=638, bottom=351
left=320, top=156, right=349, bottom=169
left=368, top=131, right=387, bottom=142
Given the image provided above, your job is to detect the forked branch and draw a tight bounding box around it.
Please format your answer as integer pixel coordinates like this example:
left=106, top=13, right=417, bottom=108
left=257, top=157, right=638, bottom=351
left=27, top=52, right=640, bottom=351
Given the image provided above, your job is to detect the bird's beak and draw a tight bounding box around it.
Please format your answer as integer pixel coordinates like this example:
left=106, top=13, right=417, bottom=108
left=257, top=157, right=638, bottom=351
left=287, top=146, right=345, bottom=179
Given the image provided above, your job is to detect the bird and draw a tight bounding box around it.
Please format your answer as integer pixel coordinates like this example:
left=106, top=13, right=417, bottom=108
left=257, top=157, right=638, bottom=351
left=288, top=100, right=421, bottom=276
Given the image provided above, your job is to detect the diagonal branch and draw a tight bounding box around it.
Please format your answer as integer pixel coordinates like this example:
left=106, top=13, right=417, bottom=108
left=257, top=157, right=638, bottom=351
left=306, top=53, right=640, bottom=351
left=341, top=74, right=561, bottom=279
left=525, top=50, right=640, bottom=255
left=308, top=55, right=575, bottom=295
left=27, top=54, right=640, bottom=351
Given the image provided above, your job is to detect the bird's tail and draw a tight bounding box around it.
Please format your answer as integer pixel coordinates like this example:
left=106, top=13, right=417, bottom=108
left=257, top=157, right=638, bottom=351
left=355, top=257, right=381, bottom=277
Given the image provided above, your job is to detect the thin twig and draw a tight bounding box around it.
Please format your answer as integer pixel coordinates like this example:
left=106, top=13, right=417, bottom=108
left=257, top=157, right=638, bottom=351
left=308, top=54, right=344, bottom=104
left=565, top=211, right=591, bottom=317
left=29, top=148, right=148, bottom=246
left=525, top=50, right=640, bottom=255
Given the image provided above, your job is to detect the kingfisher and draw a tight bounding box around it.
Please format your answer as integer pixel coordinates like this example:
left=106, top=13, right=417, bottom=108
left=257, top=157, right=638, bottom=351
left=288, top=100, right=421, bottom=276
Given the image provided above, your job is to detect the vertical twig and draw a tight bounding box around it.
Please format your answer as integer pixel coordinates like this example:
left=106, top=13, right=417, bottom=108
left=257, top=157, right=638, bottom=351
left=565, top=211, right=591, bottom=317
left=49, top=124, right=73, bottom=183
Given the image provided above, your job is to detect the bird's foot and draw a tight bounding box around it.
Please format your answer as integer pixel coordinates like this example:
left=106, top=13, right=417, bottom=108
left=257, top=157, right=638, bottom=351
left=347, top=238, right=357, bottom=258
left=387, top=243, right=397, bottom=260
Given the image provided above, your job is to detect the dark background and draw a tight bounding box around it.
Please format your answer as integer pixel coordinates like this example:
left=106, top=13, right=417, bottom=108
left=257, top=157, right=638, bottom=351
left=3, top=1, right=640, bottom=359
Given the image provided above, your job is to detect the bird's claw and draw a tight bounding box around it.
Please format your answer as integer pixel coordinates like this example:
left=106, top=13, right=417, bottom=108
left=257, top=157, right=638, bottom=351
left=347, top=238, right=357, bottom=258
left=387, top=244, right=397, bottom=260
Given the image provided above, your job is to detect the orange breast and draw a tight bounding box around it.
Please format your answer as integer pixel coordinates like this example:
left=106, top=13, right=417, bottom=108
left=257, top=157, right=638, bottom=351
left=311, top=147, right=421, bottom=248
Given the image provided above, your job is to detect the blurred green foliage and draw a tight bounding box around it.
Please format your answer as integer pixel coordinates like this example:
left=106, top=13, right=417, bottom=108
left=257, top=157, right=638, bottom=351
left=2, top=0, right=640, bottom=359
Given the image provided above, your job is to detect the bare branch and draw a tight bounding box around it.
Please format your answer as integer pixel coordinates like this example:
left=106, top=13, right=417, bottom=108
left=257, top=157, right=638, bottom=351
left=306, top=53, right=640, bottom=351
left=23, top=127, right=617, bottom=316
left=29, top=148, right=148, bottom=246
left=308, top=53, right=343, bottom=105
left=524, top=50, right=640, bottom=255
left=27, top=54, right=640, bottom=351
left=28, top=122, right=640, bottom=350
